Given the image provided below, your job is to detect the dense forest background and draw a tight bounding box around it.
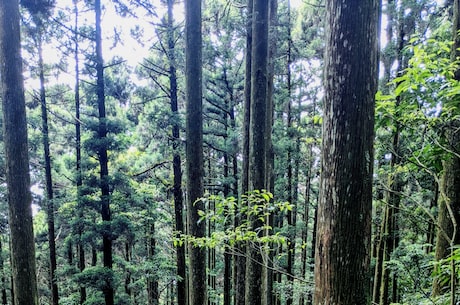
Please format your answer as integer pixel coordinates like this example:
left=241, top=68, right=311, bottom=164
left=0, top=0, right=459, bottom=305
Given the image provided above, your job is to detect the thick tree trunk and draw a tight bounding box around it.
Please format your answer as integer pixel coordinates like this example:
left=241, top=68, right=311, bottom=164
left=0, top=1, right=39, bottom=304
left=314, top=1, right=379, bottom=304
left=94, top=1, right=114, bottom=304
left=185, top=0, right=207, bottom=304
left=245, top=1, right=269, bottom=305
left=37, top=36, right=60, bottom=305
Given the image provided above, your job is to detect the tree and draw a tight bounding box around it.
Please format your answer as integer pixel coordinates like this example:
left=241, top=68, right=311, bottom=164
left=37, top=27, right=60, bottom=305
left=185, top=0, right=207, bottom=304
left=94, top=0, right=114, bottom=304
left=73, top=0, right=87, bottom=303
left=237, top=1, right=253, bottom=305
left=245, top=0, right=269, bottom=305
left=433, top=0, right=460, bottom=301
left=165, top=0, right=187, bottom=304
left=314, top=1, right=379, bottom=304
left=0, top=1, right=39, bottom=304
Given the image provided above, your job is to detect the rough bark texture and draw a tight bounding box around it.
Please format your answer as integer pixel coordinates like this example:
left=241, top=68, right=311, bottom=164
left=185, top=0, right=207, bottom=304
left=314, top=1, right=379, bottom=304
left=0, top=1, right=39, bottom=304
left=95, top=1, right=114, bottom=304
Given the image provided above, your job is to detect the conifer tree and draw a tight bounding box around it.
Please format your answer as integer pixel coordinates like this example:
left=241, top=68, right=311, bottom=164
left=0, top=1, right=39, bottom=304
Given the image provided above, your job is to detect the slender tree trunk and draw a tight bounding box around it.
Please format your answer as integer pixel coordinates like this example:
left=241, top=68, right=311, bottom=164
left=0, top=238, right=7, bottom=305
left=185, top=0, right=207, bottom=304
left=300, top=99, right=316, bottom=305
left=94, top=1, right=114, bottom=304
left=125, top=242, right=131, bottom=297
left=166, top=1, right=187, bottom=304
left=285, top=2, right=296, bottom=304
left=307, top=207, right=317, bottom=305
left=37, top=35, right=60, bottom=305
left=222, top=96, right=232, bottom=305
left=373, top=3, right=405, bottom=303
left=314, top=1, right=379, bottom=304
left=0, top=1, right=39, bottom=304
left=299, top=162, right=311, bottom=305
left=147, top=223, right=159, bottom=305
left=426, top=186, right=438, bottom=254
left=73, top=2, right=86, bottom=303
left=236, top=2, right=253, bottom=305
left=264, top=1, right=277, bottom=305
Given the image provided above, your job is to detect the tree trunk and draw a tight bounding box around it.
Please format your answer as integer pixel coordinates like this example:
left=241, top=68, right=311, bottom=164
left=314, top=1, right=379, bottom=304
left=94, top=1, right=114, bottom=304
left=166, top=1, right=187, bottom=304
left=433, top=1, right=460, bottom=302
left=245, top=1, right=269, bottom=305
left=73, top=1, right=86, bottom=302
left=37, top=34, right=60, bottom=305
left=300, top=99, right=316, bottom=305
left=264, top=1, right=277, bottom=305
left=236, top=2, right=253, bottom=305
left=0, top=1, right=39, bottom=304
left=147, top=223, right=159, bottom=305
left=307, top=207, right=317, bottom=305
left=185, top=0, right=207, bottom=304
left=0, top=238, right=8, bottom=305
left=124, top=243, right=131, bottom=297
left=286, top=2, right=296, bottom=304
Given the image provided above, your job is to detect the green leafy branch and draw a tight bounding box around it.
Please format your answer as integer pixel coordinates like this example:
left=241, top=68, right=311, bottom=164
left=173, top=190, right=292, bottom=250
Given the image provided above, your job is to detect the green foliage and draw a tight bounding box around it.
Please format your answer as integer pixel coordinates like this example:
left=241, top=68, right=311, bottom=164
left=74, top=266, right=115, bottom=291
left=432, top=246, right=460, bottom=295
left=181, top=190, right=291, bottom=250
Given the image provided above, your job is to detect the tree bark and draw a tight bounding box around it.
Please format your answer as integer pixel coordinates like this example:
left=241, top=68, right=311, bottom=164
left=236, top=2, right=253, bottom=305
left=264, top=1, right=277, bottom=305
left=165, top=1, right=187, bottom=304
left=37, top=34, right=60, bottom=305
left=185, top=0, right=207, bottom=304
left=94, top=1, right=114, bottom=304
left=245, top=1, right=269, bottom=305
left=314, top=1, right=379, bottom=304
left=0, top=1, right=39, bottom=304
